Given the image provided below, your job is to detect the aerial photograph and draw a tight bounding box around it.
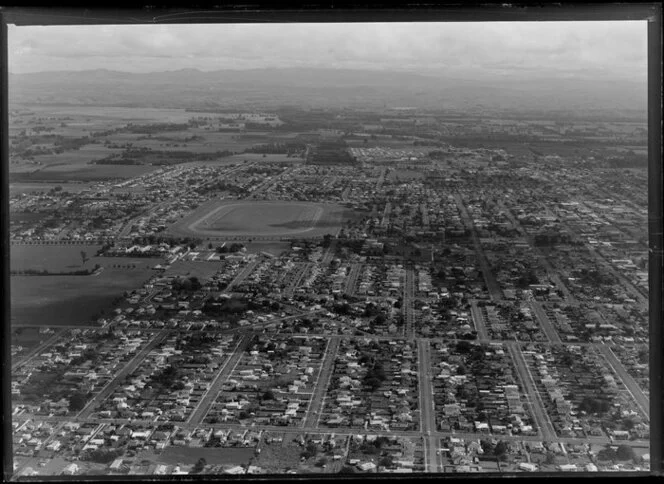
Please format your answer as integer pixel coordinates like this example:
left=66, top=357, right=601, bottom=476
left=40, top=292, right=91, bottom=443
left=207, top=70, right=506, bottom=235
left=6, top=14, right=653, bottom=478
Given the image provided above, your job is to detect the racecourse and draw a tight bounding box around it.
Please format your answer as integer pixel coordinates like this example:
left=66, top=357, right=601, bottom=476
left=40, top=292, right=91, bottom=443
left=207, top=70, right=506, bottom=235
left=168, top=200, right=345, bottom=238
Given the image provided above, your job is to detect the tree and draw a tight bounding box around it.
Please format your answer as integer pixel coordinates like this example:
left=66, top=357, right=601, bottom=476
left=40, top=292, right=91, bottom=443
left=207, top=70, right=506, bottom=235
left=616, top=445, right=635, bottom=461
left=68, top=391, right=88, bottom=412
left=193, top=457, right=207, bottom=473
left=494, top=441, right=508, bottom=457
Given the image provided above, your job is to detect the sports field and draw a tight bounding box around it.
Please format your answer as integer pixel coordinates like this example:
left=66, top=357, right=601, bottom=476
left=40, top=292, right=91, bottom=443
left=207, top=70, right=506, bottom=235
left=169, top=200, right=344, bottom=238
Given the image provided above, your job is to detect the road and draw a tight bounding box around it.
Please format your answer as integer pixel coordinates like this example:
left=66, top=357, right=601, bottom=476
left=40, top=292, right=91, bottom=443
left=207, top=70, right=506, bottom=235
left=247, top=166, right=295, bottom=200
left=417, top=339, right=439, bottom=472
left=303, top=336, right=340, bottom=428
left=12, top=330, right=65, bottom=371
left=528, top=301, right=563, bottom=344
left=453, top=194, right=502, bottom=301
left=376, top=167, right=386, bottom=191
left=597, top=344, right=650, bottom=418
left=187, top=333, right=253, bottom=425
left=469, top=300, right=490, bottom=343
left=344, top=263, right=362, bottom=296
left=495, top=200, right=577, bottom=303
left=320, top=240, right=337, bottom=266
left=505, top=341, right=557, bottom=442
left=381, top=201, right=391, bottom=227
left=119, top=162, right=256, bottom=239
left=13, top=411, right=649, bottom=449
left=403, top=266, right=415, bottom=338
left=284, top=262, right=312, bottom=297
left=77, top=330, right=170, bottom=419
left=225, top=260, right=259, bottom=291
left=420, top=203, right=430, bottom=228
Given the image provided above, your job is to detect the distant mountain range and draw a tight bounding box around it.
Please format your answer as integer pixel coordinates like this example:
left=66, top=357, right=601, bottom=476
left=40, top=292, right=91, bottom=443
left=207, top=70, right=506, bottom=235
left=9, top=68, right=647, bottom=117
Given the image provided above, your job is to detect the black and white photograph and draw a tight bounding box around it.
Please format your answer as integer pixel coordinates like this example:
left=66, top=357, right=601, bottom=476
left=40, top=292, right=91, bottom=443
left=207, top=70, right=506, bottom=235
left=2, top=4, right=661, bottom=479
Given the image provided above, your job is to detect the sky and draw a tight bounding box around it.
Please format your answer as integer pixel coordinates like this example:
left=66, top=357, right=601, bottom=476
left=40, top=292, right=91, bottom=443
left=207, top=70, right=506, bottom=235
left=8, top=21, right=648, bottom=82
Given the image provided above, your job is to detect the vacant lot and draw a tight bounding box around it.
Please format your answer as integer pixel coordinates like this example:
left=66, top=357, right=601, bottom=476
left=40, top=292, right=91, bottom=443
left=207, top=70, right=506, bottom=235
left=170, top=200, right=345, bottom=239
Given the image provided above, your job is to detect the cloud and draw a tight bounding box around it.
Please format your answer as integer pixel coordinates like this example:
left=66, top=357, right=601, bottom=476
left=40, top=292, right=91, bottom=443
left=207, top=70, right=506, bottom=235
left=7, top=21, right=647, bottom=82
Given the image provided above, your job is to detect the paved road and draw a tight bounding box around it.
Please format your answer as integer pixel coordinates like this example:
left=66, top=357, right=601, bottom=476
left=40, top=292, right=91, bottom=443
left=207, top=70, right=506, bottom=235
left=403, top=266, right=415, bottom=338
left=344, top=263, right=362, bottom=296
left=225, top=260, right=259, bottom=291
left=454, top=194, right=502, bottom=301
left=247, top=166, right=295, bottom=200
left=420, top=203, right=430, bottom=228
left=320, top=240, right=337, bottom=266
left=597, top=344, right=650, bottom=418
left=376, top=167, right=386, bottom=191
left=470, top=300, right=490, bottom=343
left=187, top=333, right=253, bottom=425
left=495, top=200, right=577, bottom=303
left=506, top=341, right=558, bottom=442
left=528, top=301, right=562, bottom=344
left=12, top=330, right=66, bottom=371
left=122, top=162, right=256, bottom=239
left=303, top=336, right=340, bottom=428
left=381, top=201, right=391, bottom=227
left=77, top=330, right=170, bottom=419
left=417, top=339, right=439, bottom=472
left=284, top=262, right=312, bottom=297
left=13, top=414, right=649, bottom=449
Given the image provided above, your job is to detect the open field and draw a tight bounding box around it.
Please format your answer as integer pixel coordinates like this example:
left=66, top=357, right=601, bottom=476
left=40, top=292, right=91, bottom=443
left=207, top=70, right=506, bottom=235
left=10, top=163, right=160, bottom=181
left=137, top=446, right=255, bottom=467
left=10, top=326, right=60, bottom=358
left=10, top=244, right=103, bottom=272
left=387, top=168, right=426, bottom=181
left=10, top=181, right=99, bottom=195
left=169, top=200, right=345, bottom=239
left=11, top=260, right=155, bottom=326
left=162, top=259, right=227, bottom=280
left=14, top=104, right=223, bottom=123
